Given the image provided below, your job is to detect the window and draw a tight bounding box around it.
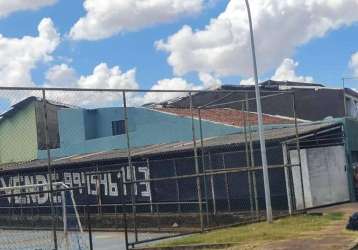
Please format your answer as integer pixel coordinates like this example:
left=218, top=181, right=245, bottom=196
left=112, top=120, right=126, bottom=135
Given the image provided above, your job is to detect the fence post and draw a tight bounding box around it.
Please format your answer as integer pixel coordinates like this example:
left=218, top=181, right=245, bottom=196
left=292, top=93, right=306, bottom=209
left=156, top=203, right=161, bottom=231
left=282, top=143, right=293, bottom=215
left=122, top=91, right=138, bottom=242
left=172, top=160, right=181, bottom=213
left=246, top=97, right=259, bottom=217
left=18, top=172, right=24, bottom=219
left=146, top=159, right=154, bottom=214
left=42, top=89, right=58, bottom=250
left=62, top=191, right=70, bottom=250
left=123, top=211, right=129, bottom=250
left=198, top=108, right=210, bottom=227
left=118, top=178, right=129, bottom=250
left=242, top=98, right=254, bottom=216
left=208, top=152, right=216, bottom=215
left=87, top=206, right=94, bottom=250
left=95, top=166, right=102, bottom=215
left=189, top=92, right=204, bottom=232
left=222, top=154, right=231, bottom=212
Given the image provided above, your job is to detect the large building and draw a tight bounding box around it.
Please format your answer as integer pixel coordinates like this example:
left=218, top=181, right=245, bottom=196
left=160, top=80, right=358, bottom=121
left=0, top=96, right=293, bottom=164
left=38, top=106, right=239, bottom=159
left=37, top=106, right=293, bottom=159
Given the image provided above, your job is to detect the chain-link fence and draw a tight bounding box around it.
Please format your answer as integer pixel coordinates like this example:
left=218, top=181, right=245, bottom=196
left=0, top=87, right=345, bottom=249
left=0, top=169, right=89, bottom=250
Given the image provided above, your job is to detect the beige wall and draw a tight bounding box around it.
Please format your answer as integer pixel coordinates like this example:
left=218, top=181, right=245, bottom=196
left=0, top=102, right=38, bottom=164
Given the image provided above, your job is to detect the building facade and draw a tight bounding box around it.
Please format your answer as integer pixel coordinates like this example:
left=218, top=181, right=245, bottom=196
left=0, top=97, right=66, bottom=164
left=38, top=107, right=244, bottom=159
left=0, top=97, right=293, bottom=164
left=161, top=81, right=358, bottom=121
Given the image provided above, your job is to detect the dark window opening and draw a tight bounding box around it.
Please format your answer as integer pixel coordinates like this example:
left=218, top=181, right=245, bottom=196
left=112, top=120, right=126, bottom=135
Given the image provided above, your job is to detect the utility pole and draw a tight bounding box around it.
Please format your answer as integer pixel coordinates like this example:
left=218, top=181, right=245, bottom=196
left=342, top=77, right=358, bottom=89
left=244, top=0, right=273, bottom=223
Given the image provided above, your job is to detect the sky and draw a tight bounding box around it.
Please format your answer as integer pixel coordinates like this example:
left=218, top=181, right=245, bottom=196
left=0, top=0, right=358, bottom=106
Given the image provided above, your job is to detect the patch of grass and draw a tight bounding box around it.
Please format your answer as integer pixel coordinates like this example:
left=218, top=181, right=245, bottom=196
left=325, top=212, right=344, bottom=221
left=156, top=213, right=344, bottom=247
left=344, top=229, right=358, bottom=237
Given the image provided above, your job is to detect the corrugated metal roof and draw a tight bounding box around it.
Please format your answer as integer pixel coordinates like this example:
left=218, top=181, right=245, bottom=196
left=0, top=120, right=342, bottom=172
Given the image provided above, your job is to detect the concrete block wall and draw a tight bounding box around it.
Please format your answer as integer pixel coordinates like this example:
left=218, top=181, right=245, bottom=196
left=38, top=107, right=241, bottom=159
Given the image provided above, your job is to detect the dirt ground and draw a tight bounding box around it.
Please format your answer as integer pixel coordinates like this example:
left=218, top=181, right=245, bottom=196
left=233, top=203, right=358, bottom=250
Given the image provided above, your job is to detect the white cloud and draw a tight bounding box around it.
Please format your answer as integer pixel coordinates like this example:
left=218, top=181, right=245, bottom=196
left=240, top=58, right=313, bottom=85
left=44, top=63, right=139, bottom=107
left=141, top=78, right=196, bottom=104
left=44, top=64, right=221, bottom=106
left=157, top=0, right=358, bottom=77
left=272, top=58, right=313, bottom=83
left=240, top=78, right=255, bottom=86
left=44, top=64, right=222, bottom=106
left=0, top=18, right=60, bottom=87
left=198, top=72, right=222, bottom=89
left=350, top=52, right=358, bottom=77
left=78, top=63, right=139, bottom=90
left=70, top=0, right=205, bottom=40
left=141, top=73, right=221, bottom=104
left=45, top=64, right=78, bottom=87
left=0, top=0, right=57, bottom=18
left=0, top=18, right=59, bottom=107
left=45, top=63, right=139, bottom=90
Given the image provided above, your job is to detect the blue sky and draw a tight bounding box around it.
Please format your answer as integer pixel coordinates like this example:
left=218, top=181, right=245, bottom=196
left=0, top=0, right=358, bottom=92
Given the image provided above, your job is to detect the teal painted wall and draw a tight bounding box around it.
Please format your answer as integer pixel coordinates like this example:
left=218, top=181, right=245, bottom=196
left=343, top=118, right=358, bottom=201
left=38, top=107, right=241, bottom=159
left=344, top=118, right=358, bottom=151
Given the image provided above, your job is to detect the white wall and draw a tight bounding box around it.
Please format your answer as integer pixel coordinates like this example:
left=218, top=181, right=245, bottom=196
left=290, top=149, right=312, bottom=210
left=290, top=145, right=349, bottom=209
left=346, top=97, right=358, bottom=118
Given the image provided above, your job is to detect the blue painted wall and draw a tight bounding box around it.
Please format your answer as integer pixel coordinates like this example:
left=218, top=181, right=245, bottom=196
left=38, top=107, right=242, bottom=159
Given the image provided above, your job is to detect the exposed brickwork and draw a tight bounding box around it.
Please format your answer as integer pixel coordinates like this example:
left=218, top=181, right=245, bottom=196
left=155, top=108, right=295, bottom=126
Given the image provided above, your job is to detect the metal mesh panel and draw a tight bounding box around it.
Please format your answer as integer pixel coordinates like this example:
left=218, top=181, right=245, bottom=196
left=0, top=183, right=89, bottom=250
left=0, top=87, right=346, bottom=249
